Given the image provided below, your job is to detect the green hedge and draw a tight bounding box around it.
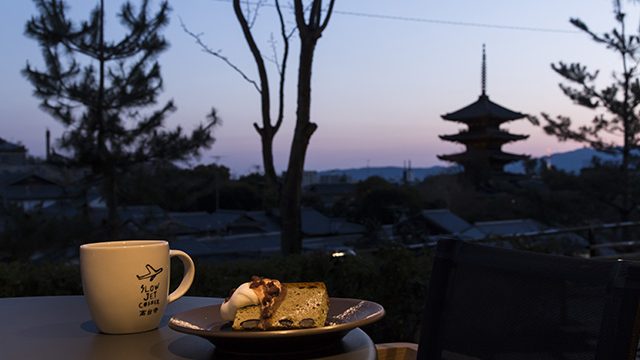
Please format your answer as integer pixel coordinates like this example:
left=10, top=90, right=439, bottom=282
left=0, top=261, right=83, bottom=297
left=1, top=247, right=433, bottom=343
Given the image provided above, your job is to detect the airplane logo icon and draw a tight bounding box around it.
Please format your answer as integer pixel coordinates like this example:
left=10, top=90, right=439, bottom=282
left=136, top=264, right=163, bottom=282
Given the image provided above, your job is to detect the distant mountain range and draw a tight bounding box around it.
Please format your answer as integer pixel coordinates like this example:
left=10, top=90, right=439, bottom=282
left=316, top=148, right=620, bottom=182
left=317, top=165, right=456, bottom=182
left=506, top=147, right=620, bottom=174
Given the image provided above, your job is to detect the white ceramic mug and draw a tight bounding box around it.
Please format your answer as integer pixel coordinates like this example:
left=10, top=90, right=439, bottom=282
left=80, top=240, right=195, bottom=334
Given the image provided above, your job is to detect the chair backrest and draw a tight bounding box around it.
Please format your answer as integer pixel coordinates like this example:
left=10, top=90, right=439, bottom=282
left=417, top=239, right=640, bottom=360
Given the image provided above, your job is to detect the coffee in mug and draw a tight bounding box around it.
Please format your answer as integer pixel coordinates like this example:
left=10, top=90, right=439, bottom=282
left=80, top=240, right=195, bottom=334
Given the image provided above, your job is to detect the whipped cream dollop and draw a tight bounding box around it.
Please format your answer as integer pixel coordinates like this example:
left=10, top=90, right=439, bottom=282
left=220, top=277, right=284, bottom=322
left=220, top=282, right=260, bottom=321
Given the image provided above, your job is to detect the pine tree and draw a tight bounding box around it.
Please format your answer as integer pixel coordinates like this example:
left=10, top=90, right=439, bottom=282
left=23, top=0, right=218, bottom=237
left=533, top=0, right=640, bottom=221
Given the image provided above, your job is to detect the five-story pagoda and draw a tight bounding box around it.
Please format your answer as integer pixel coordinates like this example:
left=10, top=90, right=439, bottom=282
left=438, top=45, right=529, bottom=183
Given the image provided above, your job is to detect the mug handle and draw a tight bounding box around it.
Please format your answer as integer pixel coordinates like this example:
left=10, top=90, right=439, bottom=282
left=168, top=250, right=195, bottom=303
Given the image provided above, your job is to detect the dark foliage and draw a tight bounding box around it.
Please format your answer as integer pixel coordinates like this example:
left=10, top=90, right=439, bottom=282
left=531, top=0, right=640, bottom=222
left=418, top=167, right=633, bottom=227
left=23, top=0, right=218, bottom=235
left=341, top=176, right=426, bottom=225
left=119, top=162, right=231, bottom=211
left=0, top=261, right=82, bottom=297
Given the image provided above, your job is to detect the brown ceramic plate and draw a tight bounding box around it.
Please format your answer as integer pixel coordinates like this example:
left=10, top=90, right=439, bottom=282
left=168, top=298, right=385, bottom=354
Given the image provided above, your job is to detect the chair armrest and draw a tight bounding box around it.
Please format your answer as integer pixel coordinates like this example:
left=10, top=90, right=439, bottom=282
left=375, top=342, right=418, bottom=360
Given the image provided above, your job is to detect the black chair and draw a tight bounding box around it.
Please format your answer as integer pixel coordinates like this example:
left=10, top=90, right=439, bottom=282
left=378, top=239, right=640, bottom=360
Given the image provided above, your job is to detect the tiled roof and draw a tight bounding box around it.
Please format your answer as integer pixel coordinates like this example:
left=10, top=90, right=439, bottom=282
left=0, top=172, right=82, bottom=201
left=172, top=211, right=242, bottom=229
left=300, top=208, right=365, bottom=236
left=421, top=209, right=474, bottom=234
left=244, top=211, right=281, bottom=232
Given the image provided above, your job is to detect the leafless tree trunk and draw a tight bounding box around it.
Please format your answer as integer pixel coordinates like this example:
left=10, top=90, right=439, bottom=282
left=280, top=0, right=336, bottom=254
left=231, top=0, right=286, bottom=187
left=185, top=0, right=336, bottom=254
left=183, top=0, right=292, bottom=193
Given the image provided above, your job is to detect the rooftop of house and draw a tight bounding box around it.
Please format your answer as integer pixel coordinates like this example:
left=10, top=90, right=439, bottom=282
left=473, top=218, right=546, bottom=237
left=420, top=209, right=474, bottom=234
left=0, top=137, right=26, bottom=153
left=169, top=232, right=362, bottom=260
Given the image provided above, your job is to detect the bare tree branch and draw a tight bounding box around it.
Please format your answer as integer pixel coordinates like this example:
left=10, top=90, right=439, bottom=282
left=179, top=18, right=261, bottom=93
left=273, top=0, right=293, bottom=132
left=242, top=0, right=266, bottom=28
left=320, top=0, right=336, bottom=31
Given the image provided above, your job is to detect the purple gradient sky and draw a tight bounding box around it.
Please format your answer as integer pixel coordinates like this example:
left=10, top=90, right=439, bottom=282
left=0, top=0, right=627, bottom=176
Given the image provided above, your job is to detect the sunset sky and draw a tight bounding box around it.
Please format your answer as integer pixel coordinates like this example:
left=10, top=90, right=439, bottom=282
left=0, top=0, right=627, bottom=176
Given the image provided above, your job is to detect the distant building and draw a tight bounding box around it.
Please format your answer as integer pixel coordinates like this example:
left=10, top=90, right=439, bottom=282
left=0, top=172, right=82, bottom=211
left=302, top=171, right=318, bottom=187
left=438, top=45, right=529, bottom=183
left=0, top=133, right=90, bottom=214
left=402, top=160, right=414, bottom=184
left=319, top=173, right=352, bottom=184
left=0, top=137, right=27, bottom=166
left=300, top=170, right=353, bottom=187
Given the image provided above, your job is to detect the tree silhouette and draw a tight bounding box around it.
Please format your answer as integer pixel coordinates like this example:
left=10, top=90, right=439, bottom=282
left=182, top=0, right=292, bottom=201
left=278, top=0, right=336, bottom=254
left=23, top=0, right=218, bottom=237
left=185, top=0, right=335, bottom=254
left=532, top=0, right=640, bottom=221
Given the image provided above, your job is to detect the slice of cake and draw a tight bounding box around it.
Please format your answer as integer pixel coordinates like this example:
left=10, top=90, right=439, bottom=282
left=220, top=276, right=329, bottom=330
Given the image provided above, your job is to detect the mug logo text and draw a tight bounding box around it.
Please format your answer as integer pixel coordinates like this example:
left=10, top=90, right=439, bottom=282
left=139, top=283, right=160, bottom=316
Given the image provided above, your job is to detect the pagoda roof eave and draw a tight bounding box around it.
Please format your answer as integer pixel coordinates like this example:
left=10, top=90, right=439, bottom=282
left=438, top=151, right=529, bottom=163
left=441, top=94, right=525, bottom=122
left=439, top=131, right=529, bottom=143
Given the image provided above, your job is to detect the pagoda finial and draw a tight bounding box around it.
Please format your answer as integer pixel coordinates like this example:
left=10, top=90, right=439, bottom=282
left=481, top=44, right=487, bottom=96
